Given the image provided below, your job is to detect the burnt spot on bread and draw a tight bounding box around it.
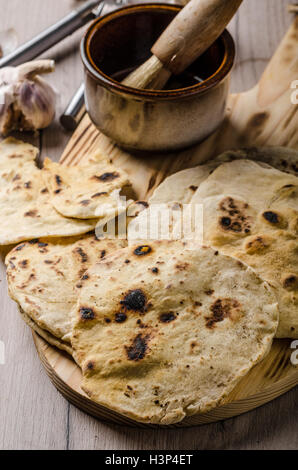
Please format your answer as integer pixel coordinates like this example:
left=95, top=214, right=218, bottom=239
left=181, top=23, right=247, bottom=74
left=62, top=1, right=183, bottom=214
left=175, top=263, right=189, bottom=271
left=15, top=243, right=26, bottom=251
left=134, top=245, right=152, bottom=256
left=24, top=181, right=32, bottom=189
left=93, top=172, right=119, bottom=182
left=100, top=250, right=106, bottom=259
left=115, top=313, right=127, bottom=323
left=220, top=216, right=232, bottom=228
left=136, top=319, right=147, bottom=329
left=8, top=260, right=16, bottom=269
left=55, top=175, right=62, bottom=186
left=29, top=239, right=39, bottom=244
left=18, top=260, right=28, bottom=269
left=282, top=274, right=298, bottom=291
left=38, top=242, right=48, bottom=248
left=263, top=211, right=280, bottom=224
left=74, top=247, right=88, bottom=263
left=78, top=268, right=87, bottom=279
left=245, top=235, right=271, bottom=254
left=120, top=289, right=147, bottom=313
left=104, top=317, right=111, bottom=323
left=41, top=187, right=48, bottom=194
left=12, top=174, right=21, bottom=182
left=206, top=298, right=241, bottom=329
left=159, top=312, right=176, bottom=323
left=189, top=185, right=198, bottom=192
left=91, top=192, right=108, bottom=199
left=24, top=210, right=39, bottom=217
left=80, top=199, right=91, bottom=206
left=125, top=334, right=150, bottom=361
left=125, top=259, right=130, bottom=264
left=218, top=197, right=251, bottom=234
left=82, top=274, right=89, bottom=281
left=86, top=361, right=95, bottom=371
left=9, top=153, right=23, bottom=159
left=80, top=307, right=95, bottom=320
left=151, top=267, right=159, bottom=274
left=205, top=289, right=214, bottom=296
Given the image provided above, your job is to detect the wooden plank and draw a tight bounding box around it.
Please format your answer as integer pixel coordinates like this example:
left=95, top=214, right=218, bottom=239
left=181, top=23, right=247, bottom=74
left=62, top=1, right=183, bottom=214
left=229, top=0, right=291, bottom=92
left=0, top=0, right=296, bottom=451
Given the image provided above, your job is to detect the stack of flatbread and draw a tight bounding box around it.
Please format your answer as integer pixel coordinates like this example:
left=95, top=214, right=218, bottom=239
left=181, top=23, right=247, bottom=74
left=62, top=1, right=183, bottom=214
left=0, top=136, right=130, bottom=351
left=3, top=138, right=297, bottom=424
left=0, top=137, right=131, bottom=245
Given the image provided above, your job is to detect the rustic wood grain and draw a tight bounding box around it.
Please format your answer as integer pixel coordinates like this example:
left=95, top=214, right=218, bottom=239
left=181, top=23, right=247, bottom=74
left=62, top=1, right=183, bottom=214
left=0, top=0, right=296, bottom=450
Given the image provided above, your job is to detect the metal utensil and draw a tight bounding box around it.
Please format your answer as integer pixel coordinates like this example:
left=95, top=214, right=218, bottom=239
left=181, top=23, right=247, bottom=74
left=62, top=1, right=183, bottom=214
left=0, top=0, right=105, bottom=68
left=60, top=83, right=86, bottom=131
left=60, top=0, right=129, bottom=131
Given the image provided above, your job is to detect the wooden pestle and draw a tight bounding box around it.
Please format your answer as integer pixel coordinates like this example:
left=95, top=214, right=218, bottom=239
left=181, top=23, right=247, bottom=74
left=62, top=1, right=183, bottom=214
left=123, top=0, right=242, bottom=90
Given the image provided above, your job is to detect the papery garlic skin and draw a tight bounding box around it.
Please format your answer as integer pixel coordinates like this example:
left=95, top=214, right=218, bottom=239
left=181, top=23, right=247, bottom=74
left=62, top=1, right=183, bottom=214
left=0, top=59, right=56, bottom=135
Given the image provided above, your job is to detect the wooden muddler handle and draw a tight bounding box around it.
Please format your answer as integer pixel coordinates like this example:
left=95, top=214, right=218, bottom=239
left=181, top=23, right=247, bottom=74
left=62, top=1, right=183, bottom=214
left=151, top=0, right=242, bottom=75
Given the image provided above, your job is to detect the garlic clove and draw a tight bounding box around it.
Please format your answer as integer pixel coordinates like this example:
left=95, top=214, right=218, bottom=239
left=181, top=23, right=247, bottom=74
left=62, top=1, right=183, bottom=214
left=16, top=76, right=56, bottom=130
left=17, top=59, right=55, bottom=79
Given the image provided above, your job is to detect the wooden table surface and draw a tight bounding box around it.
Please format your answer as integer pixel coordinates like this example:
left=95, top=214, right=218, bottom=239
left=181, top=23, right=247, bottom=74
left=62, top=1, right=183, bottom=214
left=0, top=0, right=297, bottom=450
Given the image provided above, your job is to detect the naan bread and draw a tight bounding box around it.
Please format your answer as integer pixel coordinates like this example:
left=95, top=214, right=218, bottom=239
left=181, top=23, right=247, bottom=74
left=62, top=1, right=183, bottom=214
left=0, top=137, right=97, bottom=245
left=6, top=234, right=126, bottom=344
left=149, top=163, right=218, bottom=205
left=127, top=164, right=217, bottom=244
left=43, top=155, right=131, bottom=219
left=19, top=307, right=73, bottom=356
left=191, top=159, right=298, bottom=338
left=128, top=147, right=298, bottom=244
left=214, top=147, right=298, bottom=176
left=72, top=241, right=278, bottom=425
left=148, top=147, right=298, bottom=207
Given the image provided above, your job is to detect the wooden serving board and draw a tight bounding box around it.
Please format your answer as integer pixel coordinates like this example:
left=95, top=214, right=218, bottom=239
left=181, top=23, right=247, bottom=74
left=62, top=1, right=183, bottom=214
left=33, top=17, right=298, bottom=427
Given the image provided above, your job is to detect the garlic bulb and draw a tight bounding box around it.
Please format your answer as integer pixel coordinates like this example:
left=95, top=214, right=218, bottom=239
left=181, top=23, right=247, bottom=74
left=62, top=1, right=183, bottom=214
left=0, top=60, right=57, bottom=135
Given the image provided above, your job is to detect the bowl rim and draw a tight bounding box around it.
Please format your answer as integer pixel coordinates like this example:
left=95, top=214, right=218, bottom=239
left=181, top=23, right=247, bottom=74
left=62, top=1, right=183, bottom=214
left=81, top=3, right=235, bottom=100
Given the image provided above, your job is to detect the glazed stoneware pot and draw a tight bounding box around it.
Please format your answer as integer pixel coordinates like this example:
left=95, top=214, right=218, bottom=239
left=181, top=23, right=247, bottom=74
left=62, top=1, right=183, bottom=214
left=81, top=3, right=235, bottom=152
